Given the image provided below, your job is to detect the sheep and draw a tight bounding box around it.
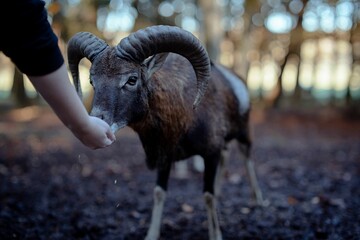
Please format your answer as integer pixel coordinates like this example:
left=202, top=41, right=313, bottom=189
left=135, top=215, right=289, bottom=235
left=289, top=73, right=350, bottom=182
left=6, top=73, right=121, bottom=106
left=67, top=25, right=263, bottom=240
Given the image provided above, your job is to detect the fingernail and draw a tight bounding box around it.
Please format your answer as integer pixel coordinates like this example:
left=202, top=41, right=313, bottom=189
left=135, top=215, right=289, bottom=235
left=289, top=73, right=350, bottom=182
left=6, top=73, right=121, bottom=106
left=105, top=139, right=113, bottom=145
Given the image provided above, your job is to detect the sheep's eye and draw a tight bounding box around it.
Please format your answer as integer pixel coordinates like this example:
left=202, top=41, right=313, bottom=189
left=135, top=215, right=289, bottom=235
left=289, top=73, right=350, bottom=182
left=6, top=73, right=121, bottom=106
left=127, top=76, right=137, bottom=86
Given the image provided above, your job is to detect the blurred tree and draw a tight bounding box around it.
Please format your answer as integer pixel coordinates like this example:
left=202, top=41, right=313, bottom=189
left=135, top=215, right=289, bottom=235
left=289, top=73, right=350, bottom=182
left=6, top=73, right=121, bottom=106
left=11, top=67, right=31, bottom=107
left=198, top=0, right=224, bottom=61
left=347, top=17, right=360, bottom=116
left=274, top=0, right=306, bottom=107
left=65, top=0, right=103, bottom=39
left=5, top=0, right=360, bottom=111
left=234, top=0, right=262, bottom=78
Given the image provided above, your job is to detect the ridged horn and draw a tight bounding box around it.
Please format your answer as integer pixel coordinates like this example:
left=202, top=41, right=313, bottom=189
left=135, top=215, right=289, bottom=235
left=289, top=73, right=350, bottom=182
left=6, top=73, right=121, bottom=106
left=116, top=25, right=211, bottom=108
left=67, top=32, right=109, bottom=99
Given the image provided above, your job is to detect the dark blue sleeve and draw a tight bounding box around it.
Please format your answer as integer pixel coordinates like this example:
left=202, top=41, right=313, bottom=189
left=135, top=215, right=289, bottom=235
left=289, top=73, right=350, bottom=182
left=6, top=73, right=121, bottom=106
left=0, top=0, right=64, bottom=76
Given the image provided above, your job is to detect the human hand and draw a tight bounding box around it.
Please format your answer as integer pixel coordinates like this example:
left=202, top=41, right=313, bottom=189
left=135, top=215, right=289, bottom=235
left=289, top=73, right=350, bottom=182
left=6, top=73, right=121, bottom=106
left=73, top=116, right=116, bottom=149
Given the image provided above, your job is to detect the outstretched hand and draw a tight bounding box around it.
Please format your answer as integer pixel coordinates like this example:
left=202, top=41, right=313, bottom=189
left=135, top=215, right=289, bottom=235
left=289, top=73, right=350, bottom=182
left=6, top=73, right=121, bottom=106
left=73, top=116, right=116, bottom=149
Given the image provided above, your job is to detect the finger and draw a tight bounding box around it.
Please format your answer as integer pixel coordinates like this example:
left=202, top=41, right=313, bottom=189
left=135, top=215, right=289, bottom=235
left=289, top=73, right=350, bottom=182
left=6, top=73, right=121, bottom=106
left=104, top=138, right=113, bottom=146
left=107, top=130, right=116, bottom=142
left=91, top=117, right=116, bottom=141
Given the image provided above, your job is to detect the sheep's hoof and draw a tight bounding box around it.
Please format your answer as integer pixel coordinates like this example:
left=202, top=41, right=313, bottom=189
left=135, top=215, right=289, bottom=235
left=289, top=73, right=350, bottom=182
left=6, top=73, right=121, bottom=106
left=144, top=235, right=158, bottom=240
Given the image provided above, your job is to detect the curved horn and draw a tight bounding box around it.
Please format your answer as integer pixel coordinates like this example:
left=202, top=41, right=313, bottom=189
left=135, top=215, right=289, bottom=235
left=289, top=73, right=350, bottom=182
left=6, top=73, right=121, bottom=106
left=116, top=25, right=211, bottom=108
left=67, top=32, right=109, bottom=99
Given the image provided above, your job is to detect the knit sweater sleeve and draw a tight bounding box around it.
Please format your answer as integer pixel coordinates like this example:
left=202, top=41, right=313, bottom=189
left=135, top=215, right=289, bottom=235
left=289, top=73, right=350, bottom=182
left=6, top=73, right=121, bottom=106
left=1, top=0, right=64, bottom=76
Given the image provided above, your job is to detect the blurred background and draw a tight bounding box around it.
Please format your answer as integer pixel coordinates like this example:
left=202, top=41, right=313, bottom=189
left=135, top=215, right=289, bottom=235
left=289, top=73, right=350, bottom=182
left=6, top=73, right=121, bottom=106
left=1, top=0, right=360, bottom=115
left=1, top=1, right=360, bottom=239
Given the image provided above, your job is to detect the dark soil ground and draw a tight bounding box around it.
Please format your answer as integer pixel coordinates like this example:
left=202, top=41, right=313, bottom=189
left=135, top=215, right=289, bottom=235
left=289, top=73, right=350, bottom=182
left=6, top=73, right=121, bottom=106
left=0, top=105, right=359, bottom=240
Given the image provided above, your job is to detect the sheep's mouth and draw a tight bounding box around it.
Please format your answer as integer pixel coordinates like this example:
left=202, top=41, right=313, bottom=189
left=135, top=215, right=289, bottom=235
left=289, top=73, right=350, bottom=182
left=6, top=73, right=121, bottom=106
left=110, top=121, right=127, bottom=134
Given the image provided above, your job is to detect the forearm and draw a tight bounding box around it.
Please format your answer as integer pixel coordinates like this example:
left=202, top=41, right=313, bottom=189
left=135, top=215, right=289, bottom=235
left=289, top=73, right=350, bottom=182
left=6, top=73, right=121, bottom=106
left=28, top=63, right=90, bottom=132
left=28, top=63, right=115, bottom=149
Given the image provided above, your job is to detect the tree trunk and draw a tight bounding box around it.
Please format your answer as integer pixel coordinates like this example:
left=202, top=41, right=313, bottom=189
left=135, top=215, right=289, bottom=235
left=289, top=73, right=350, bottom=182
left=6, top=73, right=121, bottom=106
left=11, top=67, right=31, bottom=107
left=198, top=0, right=224, bottom=61
left=273, top=2, right=306, bottom=108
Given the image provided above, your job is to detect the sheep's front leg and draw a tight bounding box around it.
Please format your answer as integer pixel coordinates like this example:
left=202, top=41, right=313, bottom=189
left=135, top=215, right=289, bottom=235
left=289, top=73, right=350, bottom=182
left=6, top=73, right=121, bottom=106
left=204, top=192, right=222, bottom=240
left=214, top=150, right=229, bottom=198
left=204, top=155, right=223, bottom=240
left=145, top=186, right=166, bottom=240
left=145, top=164, right=171, bottom=240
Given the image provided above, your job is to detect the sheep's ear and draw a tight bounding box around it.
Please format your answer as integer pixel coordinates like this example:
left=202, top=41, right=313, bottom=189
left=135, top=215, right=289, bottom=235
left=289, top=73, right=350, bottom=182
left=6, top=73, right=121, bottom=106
left=143, top=53, right=169, bottom=79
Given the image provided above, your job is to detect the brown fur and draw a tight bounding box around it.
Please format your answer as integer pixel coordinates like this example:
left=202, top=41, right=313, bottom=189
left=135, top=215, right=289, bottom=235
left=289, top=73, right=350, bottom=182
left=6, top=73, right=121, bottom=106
left=129, top=54, right=249, bottom=169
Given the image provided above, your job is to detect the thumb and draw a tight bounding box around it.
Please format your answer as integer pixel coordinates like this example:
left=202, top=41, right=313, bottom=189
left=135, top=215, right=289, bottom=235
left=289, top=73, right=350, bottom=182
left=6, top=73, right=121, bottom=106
left=107, top=129, right=116, bottom=142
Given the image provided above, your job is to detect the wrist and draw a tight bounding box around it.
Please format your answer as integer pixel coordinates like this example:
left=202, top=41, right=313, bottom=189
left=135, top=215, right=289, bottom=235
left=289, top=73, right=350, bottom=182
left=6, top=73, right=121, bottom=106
left=68, top=115, right=92, bottom=137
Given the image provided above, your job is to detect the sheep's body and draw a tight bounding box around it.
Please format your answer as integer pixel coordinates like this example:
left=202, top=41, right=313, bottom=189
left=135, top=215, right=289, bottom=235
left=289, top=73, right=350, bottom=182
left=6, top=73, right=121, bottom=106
left=67, top=26, right=263, bottom=240
left=129, top=54, right=262, bottom=240
left=132, top=54, right=250, bottom=170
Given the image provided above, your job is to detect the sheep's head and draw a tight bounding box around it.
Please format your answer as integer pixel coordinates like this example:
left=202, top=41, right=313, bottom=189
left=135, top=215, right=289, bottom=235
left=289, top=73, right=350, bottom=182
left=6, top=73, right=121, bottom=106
left=67, top=25, right=210, bottom=133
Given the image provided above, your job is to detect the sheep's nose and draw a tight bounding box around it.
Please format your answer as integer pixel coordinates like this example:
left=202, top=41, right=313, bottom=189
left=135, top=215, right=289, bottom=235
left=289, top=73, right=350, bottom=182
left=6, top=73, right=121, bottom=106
left=95, top=114, right=106, bottom=121
left=90, top=107, right=106, bottom=120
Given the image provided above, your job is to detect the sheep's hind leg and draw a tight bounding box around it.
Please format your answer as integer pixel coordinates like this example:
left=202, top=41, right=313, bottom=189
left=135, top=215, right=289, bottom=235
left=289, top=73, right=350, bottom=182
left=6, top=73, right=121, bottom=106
left=245, top=156, right=264, bottom=205
left=145, top=164, right=171, bottom=240
left=238, top=140, right=264, bottom=206
left=204, top=154, right=223, bottom=240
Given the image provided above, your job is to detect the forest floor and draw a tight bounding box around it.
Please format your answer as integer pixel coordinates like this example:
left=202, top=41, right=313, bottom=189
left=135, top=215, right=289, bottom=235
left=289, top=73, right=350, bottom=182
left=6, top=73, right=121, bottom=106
left=0, top=105, right=359, bottom=240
